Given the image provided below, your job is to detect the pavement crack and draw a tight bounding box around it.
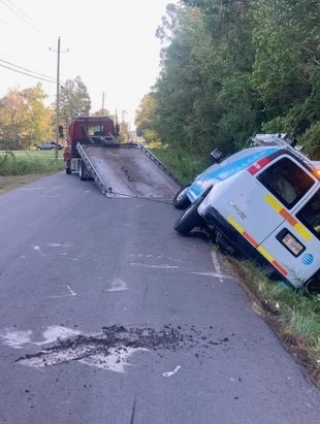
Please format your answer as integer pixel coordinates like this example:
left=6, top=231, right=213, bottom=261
left=130, top=398, right=136, bottom=424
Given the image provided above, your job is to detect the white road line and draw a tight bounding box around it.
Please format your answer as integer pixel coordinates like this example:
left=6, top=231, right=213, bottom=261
left=129, top=263, right=178, bottom=269
left=163, top=365, right=181, bottom=378
left=106, top=278, right=128, bottom=292
left=192, top=271, right=231, bottom=280
left=210, top=251, right=223, bottom=283
left=67, top=285, right=77, bottom=296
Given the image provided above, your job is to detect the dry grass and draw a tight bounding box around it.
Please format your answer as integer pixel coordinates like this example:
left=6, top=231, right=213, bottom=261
left=0, top=174, right=49, bottom=195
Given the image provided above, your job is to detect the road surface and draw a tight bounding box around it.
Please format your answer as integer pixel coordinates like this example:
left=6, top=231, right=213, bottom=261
left=0, top=172, right=319, bottom=424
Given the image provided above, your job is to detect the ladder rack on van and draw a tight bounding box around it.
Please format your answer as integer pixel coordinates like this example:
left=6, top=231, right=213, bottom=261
left=252, top=134, right=318, bottom=171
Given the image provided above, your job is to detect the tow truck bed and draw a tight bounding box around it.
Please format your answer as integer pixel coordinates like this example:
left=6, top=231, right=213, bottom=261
left=79, top=143, right=181, bottom=198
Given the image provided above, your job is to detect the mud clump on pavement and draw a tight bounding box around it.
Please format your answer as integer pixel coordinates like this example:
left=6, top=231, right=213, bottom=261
left=15, top=324, right=233, bottom=370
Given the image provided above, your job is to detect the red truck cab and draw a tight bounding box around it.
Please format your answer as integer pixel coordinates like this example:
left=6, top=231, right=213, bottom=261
left=64, top=116, right=117, bottom=174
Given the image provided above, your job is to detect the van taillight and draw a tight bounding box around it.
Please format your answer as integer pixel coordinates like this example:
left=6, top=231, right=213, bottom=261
left=248, top=157, right=271, bottom=176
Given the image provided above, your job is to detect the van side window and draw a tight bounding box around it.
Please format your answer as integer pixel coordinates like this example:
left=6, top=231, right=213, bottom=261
left=297, top=189, right=320, bottom=240
left=258, top=157, right=314, bottom=209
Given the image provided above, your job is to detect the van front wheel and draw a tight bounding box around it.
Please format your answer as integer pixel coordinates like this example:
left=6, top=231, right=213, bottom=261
left=174, top=195, right=204, bottom=236
left=173, top=185, right=191, bottom=210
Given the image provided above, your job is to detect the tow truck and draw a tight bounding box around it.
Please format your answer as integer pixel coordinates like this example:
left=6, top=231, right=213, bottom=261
left=63, top=116, right=181, bottom=198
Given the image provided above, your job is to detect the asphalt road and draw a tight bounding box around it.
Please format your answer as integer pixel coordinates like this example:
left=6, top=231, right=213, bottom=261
left=0, top=172, right=319, bottom=424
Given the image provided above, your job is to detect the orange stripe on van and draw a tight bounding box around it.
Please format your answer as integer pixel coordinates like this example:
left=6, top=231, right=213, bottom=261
left=279, top=209, right=297, bottom=226
left=243, top=232, right=259, bottom=248
left=264, top=194, right=313, bottom=242
left=272, top=261, right=288, bottom=277
left=228, top=217, right=289, bottom=277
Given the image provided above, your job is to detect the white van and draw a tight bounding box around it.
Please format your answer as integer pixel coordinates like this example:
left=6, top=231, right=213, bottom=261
left=174, top=134, right=320, bottom=291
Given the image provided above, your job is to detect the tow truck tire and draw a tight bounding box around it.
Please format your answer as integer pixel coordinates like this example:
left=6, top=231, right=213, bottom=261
left=174, top=195, right=204, bottom=236
left=79, top=160, right=86, bottom=181
left=66, top=168, right=71, bottom=175
left=173, top=185, right=191, bottom=210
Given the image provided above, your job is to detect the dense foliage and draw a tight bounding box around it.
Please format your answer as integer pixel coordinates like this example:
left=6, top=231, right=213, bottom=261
left=136, top=0, right=320, bottom=158
left=0, top=77, right=92, bottom=150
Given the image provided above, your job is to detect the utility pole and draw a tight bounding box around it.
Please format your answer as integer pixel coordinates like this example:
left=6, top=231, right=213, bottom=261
left=55, top=36, right=61, bottom=162
left=102, top=92, right=105, bottom=116
left=50, top=37, right=68, bottom=162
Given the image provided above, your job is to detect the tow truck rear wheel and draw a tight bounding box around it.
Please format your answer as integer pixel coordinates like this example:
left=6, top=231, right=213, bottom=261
left=174, top=195, right=204, bottom=236
left=79, top=160, right=86, bottom=181
left=173, top=185, right=191, bottom=210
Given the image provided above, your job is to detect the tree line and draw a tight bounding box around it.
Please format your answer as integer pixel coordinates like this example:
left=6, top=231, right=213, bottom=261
left=0, top=76, right=91, bottom=150
left=136, top=0, right=320, bottom=159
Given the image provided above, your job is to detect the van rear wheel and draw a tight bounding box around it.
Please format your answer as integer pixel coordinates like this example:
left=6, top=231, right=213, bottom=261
left=305, top=278, right=320, bottom=295
left=174, top=195, right=204, bottom=236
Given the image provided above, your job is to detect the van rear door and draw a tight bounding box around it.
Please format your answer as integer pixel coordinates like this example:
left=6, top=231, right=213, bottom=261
left=226, top=155, right=314, bottom=245
left=261, top=184, right=320, bottom=286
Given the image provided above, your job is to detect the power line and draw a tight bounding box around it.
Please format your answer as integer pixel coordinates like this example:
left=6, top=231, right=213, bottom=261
left=0, top=0, right=40, bottom=32
left=0, top=0, right=58, bottom=37
left=0, top=62, right=56, bottom=84
left=0, top=58, right=55, bottom=81
left=5, top=0, right=40, bottom=28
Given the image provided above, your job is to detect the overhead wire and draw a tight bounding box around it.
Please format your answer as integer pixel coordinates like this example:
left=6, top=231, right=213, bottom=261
left=0, top=0, right=40, bottom=33
left=0, top=58, right=55, bottom=81
left=0, top=62, right=56, bottom=83
left=4, top=0, right=41, bottom=28
left=0, top=0, right=58, bottom=38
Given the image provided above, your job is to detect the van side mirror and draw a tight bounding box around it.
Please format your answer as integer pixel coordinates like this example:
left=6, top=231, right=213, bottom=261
left=210, top=149, right=223, bottom=163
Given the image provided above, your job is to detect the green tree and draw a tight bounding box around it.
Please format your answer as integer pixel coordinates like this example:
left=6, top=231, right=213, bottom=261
left=60, top=76, right=91, bottom=129
left=21, top=84, right=54, bottom=149
left=0, top=85, right=53, bottom=149
left=138, top=0, right=320, bottom=162
left=135, top=93, right=158, bottom=136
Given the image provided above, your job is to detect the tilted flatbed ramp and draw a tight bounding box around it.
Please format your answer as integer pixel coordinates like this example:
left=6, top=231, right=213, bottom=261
left=77, top=143, right=182, bottom=198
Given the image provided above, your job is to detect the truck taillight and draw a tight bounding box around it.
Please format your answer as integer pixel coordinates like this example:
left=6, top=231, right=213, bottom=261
left=248, top=157, right=271, bottom=176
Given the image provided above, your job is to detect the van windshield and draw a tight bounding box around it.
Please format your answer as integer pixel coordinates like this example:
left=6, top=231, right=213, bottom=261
left=297, top=189, right=320, bottom=239
left=258, top=157, right=314, bottom=209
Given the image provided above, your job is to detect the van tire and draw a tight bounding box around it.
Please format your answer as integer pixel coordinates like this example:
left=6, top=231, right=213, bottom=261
left=173, top=185, right=191, bottom=210
left=174, top=195, right=204, bottom=236
left=305, top=278, right=320, bottom=295
left=66, top=168, right=71, bottom=175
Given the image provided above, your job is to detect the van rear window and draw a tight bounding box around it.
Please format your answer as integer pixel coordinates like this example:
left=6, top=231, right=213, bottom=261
left=297, top=189, right=320, bottom=240
left=258, top=157, right=314, bottom=209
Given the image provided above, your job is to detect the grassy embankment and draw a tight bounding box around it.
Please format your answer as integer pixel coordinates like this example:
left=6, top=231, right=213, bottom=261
left=149, top=141, right=320, bottom=389
left=0, top=150, right=64, bottom=195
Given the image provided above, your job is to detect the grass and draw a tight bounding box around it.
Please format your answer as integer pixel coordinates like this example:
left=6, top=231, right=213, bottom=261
left=0, top=150, right=64, bottom=194
left=0, top=150, right=64, bottom=177
left=148, top=142, right=320, bottom=388
left=0, top=174, right=51, bottom=195
left=147, top=141, right=211, bottom=185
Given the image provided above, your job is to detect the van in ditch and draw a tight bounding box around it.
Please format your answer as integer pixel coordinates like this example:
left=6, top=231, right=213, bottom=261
left=173, top=134, right=320, bottom=291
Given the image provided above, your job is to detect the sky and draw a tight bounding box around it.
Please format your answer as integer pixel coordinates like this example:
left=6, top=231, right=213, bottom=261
left=0, top=0, right=177, bottom=127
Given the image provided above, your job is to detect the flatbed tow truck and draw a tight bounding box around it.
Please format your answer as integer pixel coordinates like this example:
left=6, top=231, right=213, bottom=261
left=63, top=116, right=181, bottom=198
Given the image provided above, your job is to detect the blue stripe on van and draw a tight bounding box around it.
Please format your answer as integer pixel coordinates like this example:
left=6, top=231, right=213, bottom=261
left=187, top=148, right=279, bottom=202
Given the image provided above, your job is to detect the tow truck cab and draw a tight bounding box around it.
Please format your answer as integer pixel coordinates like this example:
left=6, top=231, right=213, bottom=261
left=64, top=117, right=118, bottom=174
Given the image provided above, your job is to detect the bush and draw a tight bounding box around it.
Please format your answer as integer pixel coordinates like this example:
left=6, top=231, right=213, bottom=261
left=0, top=151, right=63, bottom=176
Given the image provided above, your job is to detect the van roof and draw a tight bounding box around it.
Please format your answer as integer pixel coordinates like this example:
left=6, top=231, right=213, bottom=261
left=252, top=134, right=318, bottom=172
